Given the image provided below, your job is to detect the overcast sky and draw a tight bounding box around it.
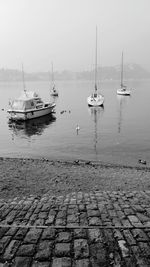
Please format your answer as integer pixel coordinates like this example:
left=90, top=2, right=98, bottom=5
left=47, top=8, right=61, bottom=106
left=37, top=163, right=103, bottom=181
left=0, top=0, right=150, bottom=72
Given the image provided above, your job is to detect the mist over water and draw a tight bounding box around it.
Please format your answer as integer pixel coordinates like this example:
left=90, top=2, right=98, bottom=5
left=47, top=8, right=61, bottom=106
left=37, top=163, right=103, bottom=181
left=1, top=79, right=150, bottom=167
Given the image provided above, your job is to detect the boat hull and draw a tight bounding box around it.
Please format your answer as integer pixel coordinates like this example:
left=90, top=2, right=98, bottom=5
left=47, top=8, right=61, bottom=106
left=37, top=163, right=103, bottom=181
left=51, top=92, right=58, bottom=97
left=8, top=103, right=56, bottom=121
left=87, top=95, right=104, bottom=107
left=117, top=89, right=131, bottom=96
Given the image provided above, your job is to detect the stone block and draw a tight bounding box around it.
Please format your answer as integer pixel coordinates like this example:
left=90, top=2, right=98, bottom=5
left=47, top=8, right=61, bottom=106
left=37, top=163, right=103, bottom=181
left=90, top=243, right=107, bottom=265
left=12, top=256, right=32, bottom=267
left=55, top=243, right=71, bottom=257
left=45, top=215, right=55, bottom=225
left=132, top=228, right=149, bottom=241
left=74, top=229, right=87, bottom=239
left=0, top=236, right=11, bottom=254
left=24, top=228, right=42, bottom=243
left=88, top=229, right=103, bottom=243
left=73, top=258, right=90, bottom=267
left=14, top=228, right=28, bottom=240
left=123, top=230, right=136, bottom=245
left=56, top=231, right=71, bottom=243
left=51, top=257, right=71, bottom=267
left=3, top=240, right=21, bottom=260
left=34, top=240, right=53, bottom=260
left=41, top=227, right=56, bottom=240
left=32, top=261, right=50, bottom=267
left=16, top=244, right=36, bottom=257
left=74, top=239, right=89, bottom=259
left=89, top=217, right=102, bottom=226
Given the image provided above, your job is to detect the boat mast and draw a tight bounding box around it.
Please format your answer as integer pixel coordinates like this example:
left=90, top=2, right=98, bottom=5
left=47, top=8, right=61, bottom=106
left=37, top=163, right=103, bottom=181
left=51, top=62, right=55, bottom=89
left=95, top=26, right=98, bottom=92
left=121, top=51, right=123, bottom=88
left=22, top=64, right=26, bottom=93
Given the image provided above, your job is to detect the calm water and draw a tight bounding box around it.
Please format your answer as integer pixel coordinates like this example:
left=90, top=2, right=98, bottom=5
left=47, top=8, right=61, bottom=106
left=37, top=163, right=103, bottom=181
left=0, top=80, right=150, bottom=166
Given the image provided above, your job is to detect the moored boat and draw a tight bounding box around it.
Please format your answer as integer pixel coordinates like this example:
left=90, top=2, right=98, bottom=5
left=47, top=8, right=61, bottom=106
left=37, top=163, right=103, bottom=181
left=7, top=65, right=56, bottom=121
left=7, top=90, right=56, bottom=121
left=50, top=62, right=59, bottom=97
left=117, top=52, right=131, bottom=96
left=87, top=27, right=104, bottom=107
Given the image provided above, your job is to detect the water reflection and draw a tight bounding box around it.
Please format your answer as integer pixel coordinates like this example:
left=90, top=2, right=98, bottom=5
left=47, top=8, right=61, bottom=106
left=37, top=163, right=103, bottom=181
left=88, top=106, right=104, bottom=158
left=117, top=95, right=129, bottom=133
left=8, top=114, right=56, bottom=139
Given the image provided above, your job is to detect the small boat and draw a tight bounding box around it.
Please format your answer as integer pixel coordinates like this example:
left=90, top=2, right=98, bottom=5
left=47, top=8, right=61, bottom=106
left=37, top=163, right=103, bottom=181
left=50, top=62, right=58, bottom=97
left=117, top=52, right=131, bottom=96
left=87, top=27, right=104, bottom=107
left=7, top=66, right=56, bottom=121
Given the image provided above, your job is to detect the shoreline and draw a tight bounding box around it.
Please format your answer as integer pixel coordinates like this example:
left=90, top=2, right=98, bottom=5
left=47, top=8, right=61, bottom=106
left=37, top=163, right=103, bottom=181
left=0, top=156, right=150, bottom=200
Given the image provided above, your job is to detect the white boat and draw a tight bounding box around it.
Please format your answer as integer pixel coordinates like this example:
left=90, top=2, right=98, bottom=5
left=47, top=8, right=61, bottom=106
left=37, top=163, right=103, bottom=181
left=87, top=27, right=104, bottom=107
left=7, top=66, right=56, bottom=121
left=117, top=52, right=131, bottom=96
left=50, top=62, right=58, bottom=97
left=7, top=90, right=56, bottom=121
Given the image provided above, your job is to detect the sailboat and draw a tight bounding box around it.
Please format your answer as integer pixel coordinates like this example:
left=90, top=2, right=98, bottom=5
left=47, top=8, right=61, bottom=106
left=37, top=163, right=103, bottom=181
left=7, top=65, right=56, bottom=121
left=50, top=62, right=58, bottom=97
left=117, top=52, right=131, bottom=96
left=87, top=27, right=104, bottom=107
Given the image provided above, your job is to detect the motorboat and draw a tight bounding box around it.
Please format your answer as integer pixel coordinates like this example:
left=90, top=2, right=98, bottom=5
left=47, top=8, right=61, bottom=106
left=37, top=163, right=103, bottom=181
left=87, top=27, right=104, bottom=107
left=7, top=65, right=56, bottom=121
left=117, top=52, right=131, bottom=96
left=7, top=90, right=56, bottom=121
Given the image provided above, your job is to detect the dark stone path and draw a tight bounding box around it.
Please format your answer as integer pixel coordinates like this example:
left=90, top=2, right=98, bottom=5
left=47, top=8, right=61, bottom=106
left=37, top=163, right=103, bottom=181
left=0, top=190, right=150, bottom=266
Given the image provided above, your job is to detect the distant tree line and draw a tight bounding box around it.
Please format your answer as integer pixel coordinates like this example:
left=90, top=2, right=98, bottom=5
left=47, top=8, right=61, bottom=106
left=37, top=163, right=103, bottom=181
left=0, top=64, right=149, bottom=81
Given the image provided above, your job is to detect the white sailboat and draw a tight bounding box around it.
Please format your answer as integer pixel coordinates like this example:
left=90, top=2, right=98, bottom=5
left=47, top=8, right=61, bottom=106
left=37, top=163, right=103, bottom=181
left=7, top=65, right=56, bottom=121
left=50, top=62, right=58, bottom=97
left=87, top=27, right=104, bottom=107
left=117, top=52, right=131, bottom=96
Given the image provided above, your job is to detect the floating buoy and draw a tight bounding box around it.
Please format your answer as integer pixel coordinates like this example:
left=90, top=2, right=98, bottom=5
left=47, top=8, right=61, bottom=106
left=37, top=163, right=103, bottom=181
left=76, top=125, right=80, bottom=131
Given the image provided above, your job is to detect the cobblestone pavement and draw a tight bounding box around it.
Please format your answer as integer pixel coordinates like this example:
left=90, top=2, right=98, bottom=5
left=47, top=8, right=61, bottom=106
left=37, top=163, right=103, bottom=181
left=1, top=191, right=150, bottom=266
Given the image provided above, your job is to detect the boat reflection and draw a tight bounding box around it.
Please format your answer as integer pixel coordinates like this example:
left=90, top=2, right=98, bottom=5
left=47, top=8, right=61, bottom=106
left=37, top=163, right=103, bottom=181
left=117, top=95, right=128, bottom=133
left=88, top=106, right=104, bottom=158
left=8, top=113, right=56, bottom=139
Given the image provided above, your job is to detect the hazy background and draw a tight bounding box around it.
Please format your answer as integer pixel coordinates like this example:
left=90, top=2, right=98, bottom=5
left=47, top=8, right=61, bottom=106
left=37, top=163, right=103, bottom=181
left=0, top=0, right=150, bottom=72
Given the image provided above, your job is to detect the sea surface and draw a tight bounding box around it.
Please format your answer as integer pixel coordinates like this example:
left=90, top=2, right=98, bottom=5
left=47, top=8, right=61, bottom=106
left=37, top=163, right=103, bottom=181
left=0, top=80, right=150, bottom=167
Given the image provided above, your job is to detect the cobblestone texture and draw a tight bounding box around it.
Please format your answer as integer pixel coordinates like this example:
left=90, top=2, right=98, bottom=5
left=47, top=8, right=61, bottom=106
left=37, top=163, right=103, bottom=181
left=1, top=191, right=150, bottom=265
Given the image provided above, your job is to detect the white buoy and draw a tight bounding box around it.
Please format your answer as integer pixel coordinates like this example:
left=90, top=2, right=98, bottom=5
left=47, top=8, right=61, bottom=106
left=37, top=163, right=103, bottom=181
left=76, top=124, right=80, bottom=134
left=76, top=125, right=80, bottom=131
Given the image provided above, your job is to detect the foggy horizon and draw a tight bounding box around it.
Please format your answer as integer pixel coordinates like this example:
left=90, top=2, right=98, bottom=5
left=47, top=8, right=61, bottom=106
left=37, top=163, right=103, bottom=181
left=0, top=62, right=149, bottom=74
left=0, top=0, right=150, bottom=72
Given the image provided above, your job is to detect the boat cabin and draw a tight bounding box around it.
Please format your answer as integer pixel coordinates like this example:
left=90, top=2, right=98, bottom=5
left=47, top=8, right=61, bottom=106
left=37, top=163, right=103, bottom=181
left=10, top=91, right=44, bottom=111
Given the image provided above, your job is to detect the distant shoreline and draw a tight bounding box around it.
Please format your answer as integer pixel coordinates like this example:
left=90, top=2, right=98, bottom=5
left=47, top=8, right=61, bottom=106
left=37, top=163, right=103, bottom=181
left=0, top=63, right=149, bottom=81
left=0, top=78, right=150, bottom=82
